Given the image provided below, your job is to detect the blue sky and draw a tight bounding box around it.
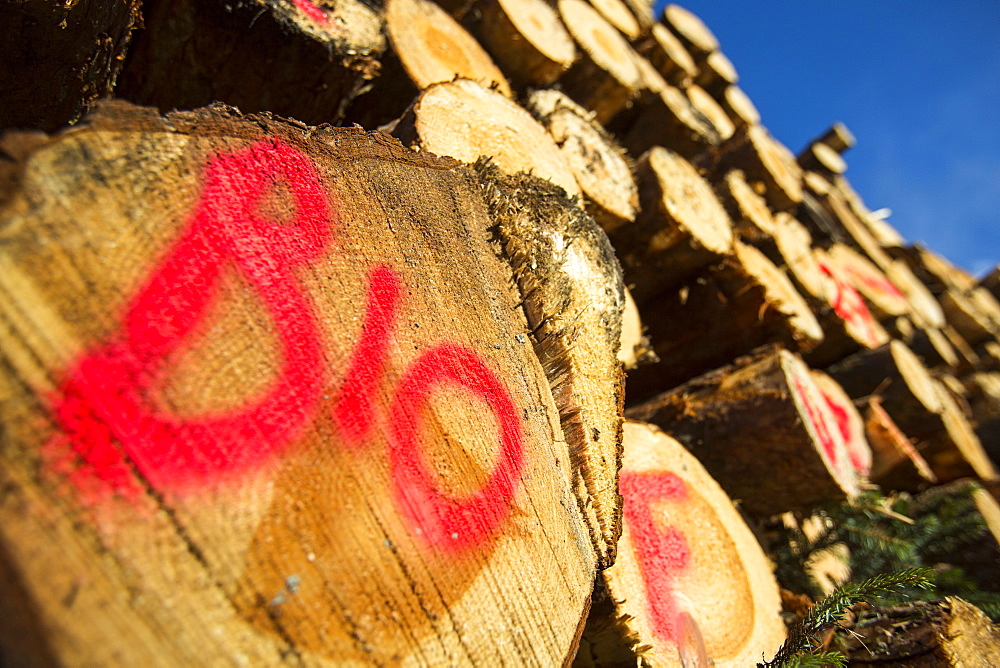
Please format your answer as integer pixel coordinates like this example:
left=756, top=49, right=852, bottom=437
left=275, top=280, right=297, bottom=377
left=652, top=1, right=1000, bottom=278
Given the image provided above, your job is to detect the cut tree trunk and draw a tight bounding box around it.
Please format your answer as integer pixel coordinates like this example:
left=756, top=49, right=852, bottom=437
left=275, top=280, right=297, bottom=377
left=476, top=160, right=626, bottom=568
left=806, top=248, right=891, bottom=367
left=391, top=79, right=580, bottom=197
left=820, top=190, right=897, bottom=272
left=718, top=85, right=761, bottom=130
left=662, top=3, right=719, bottom=57
left=716, top=169, right=777, bottom=244
left=939, top=287, right=998, bottom=348
left=619, top=288, right=655, bottom=370
left=886, top=259, right=947, bottom=330
left=588, top=0, right=642, bottom=41
left=811, top=370, right=873, bottom=478
left=557, top=0, right=644, bottom=124
left=919, top=383, right=997, bottom=483
left=346, top=0, right=510, bottom=128
left=760, top=213, right=826, bottom=302
left=574, top=421, right=786, bottom=667
left=0, top=102, right=600, bottom=665
left=464, top=0, right=577, bottom=89
left=981, top=264, right=1000, bottom=301
left=866, top=396, right=938, bottom=492
left=686, top=84, right=736, bottom=143
left=626, top=347, right=861, bottom=516
left=624, top=243, right=824, bottom=398
left=621, top=83, right=721, bottom=158
left=0, top=0, right=143, bottom=133
left=890, top=244, right=978, bottom=296
left=909, top=326, right=961, bottom=370
left=812, top=122, right=856, bottom=154
left=797, top=142, right=847, bottom=176
left=610, top=146, right=733, bottom=303
left=525, top=90, right=638, bottom=232
left=634, top=23, right=698, bottom=86
left=965, top=372, right=1000, bottom=467
left=693, top=50, right=739, bottom=96
left=827, top=243, right=911, bottom=320
left=118, top=0, right=384, bottom=127
left=836, top=598, right=1000, bottom=666
left=716, top=126, right=804, bottom=213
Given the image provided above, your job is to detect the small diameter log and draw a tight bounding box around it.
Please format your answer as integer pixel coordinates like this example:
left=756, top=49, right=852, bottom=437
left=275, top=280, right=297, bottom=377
left=797, top=189, right=850, bottom=246
left=621, top=83, right=721, bottom=158
left=820, top=190, right=896, bottom=271
left=716, top=169, right=776, bottom=244
left=575, top=421, right=786, bottom=666
left=835, top=598, right=1000, bottom=666
left=392, top=79, right=580, bottom=197
left=557, top=0, right=644, bottom=124
left=525, top=90, right=638, bottom=232
left=717, top=126, right=804, bottom=213
left=718, top=85, right=761, bottom=130
left=806, top=248, right=890, bottom=367
left=635, top=23, right=698, bottom=86
left=909, top=326, right=961, bottom=370
left=890, top=244, right=977, bottom=296
left=828, top=341, right=946, bottom=442
left=619, top=0, right=654, bottom=30
left=686, top=84, right=736, bottom=143
left=588, top=0, right=642, bottom=41
left=662, top=3, right=719, bottom=57
left=811, top=370, right=873, bottom=478
left=0, top=0, right=143, bottom=132
left=826, top=243, right=910, bottom=320
left=797, top=142, right=847, bottom=176
left=981, top=263, right=1000, bottom=301
left=478, top=160, right=626, bottom=567
left=763, top=213, right=826, bottom=301
left=0, top=102, right=598, bottom=664
left=627, top=348, right=861, bottom=516
left=693, top=50, right=739, bottom=96
left=812, top=122, right=856, bottom=154
left=920, top=383, right=998, bottom=483
left=118, top=0, right=384, bottom=126
left=941, top=323, right=982, bottom=374
left=625, top=244, right=824, bottom=397
left=886, top=259, right=946, bottom=329
left=348, top=0, right=511, bottom=128
left=465, top=0, right=577, bottom=88
left=609, top=146, right=732, bottom=304
left=939, top=287, right=997, bottom=348
left=866, top=396, right=938, bottom=492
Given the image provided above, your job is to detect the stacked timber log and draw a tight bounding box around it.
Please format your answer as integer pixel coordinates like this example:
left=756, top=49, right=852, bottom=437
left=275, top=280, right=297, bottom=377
left=1, top=1, right=999, bottom=665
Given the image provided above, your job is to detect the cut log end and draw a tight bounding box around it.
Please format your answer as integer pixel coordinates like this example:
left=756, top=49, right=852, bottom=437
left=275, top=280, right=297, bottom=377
left=662, top=3, right=719, bottom=55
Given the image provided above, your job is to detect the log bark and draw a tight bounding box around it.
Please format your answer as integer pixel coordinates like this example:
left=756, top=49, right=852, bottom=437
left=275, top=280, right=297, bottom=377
left=476, top=160, right=626, bottom=567
left=634, top=23, right=698, bottom=86
left=347, top=0, right=511, bottom=128
left=0, top=102, right=599, bottom=664
left=610, top=146, right=733, bottom=303
left=464, top=0, right=577, bottom=89
left=118, top=0, right=384, bottom=127
left=836, top=598, right=1000, bottom=666
left=939, top=287, right=998, bottom=348
left=0, top=0, right=143, bottom=133
left=981, top=264, right=1000, bottom=301
left=525, top=90, right=638, bottom=232
left=627, top=347, right=861, bottom=516
left=557, top=0, right=644, bottom=124
left=624, top=244, right=824, bottom=398
left=391, top=79, right=580, bottom=197
left=716, top=126, right=804, bottom=213
left=574, top=421, right=786, bottom=666
left=886, top=259, right=946, bottom=330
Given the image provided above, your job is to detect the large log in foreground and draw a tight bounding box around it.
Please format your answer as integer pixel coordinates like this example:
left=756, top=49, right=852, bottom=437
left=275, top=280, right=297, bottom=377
left=0, top=102, right=602, bottom=664
left=628, top=347, right=861, bottom=517
left=574, top=421, right=786, bottom=667
left=118, top=0, right=384, bottom=126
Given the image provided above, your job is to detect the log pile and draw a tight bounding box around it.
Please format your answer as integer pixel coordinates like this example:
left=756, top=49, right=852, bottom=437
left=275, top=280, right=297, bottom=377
left=1, top=1, right=998, bottom=665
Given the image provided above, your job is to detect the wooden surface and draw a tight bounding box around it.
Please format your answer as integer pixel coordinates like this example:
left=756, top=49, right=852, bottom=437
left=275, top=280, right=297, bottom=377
left=0, top=102, right=599, bottom=665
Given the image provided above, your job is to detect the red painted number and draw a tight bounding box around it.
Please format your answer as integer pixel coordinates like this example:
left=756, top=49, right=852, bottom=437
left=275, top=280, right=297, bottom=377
left=619, top=471, right=692, bottom=643
left=46, top=138, right=525, bottom=551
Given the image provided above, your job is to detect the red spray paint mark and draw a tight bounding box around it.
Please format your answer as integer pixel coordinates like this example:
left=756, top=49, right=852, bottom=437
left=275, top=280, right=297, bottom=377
left=620, top=471, right=692, bottom=644
left=792, top=376, right=840, bottom=467
left=845, top=266, right=905, bottom=301
left=819, top=260, right=879, bottom=346
left=47, top=138, right=332, bottom=496
left=46, top=137, right=526, bottom=553
left=388, top=345, right=524, bottom=551
left=822, top=392, right=867, bottom=473
left=291, top=0, right=329, bottom=24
